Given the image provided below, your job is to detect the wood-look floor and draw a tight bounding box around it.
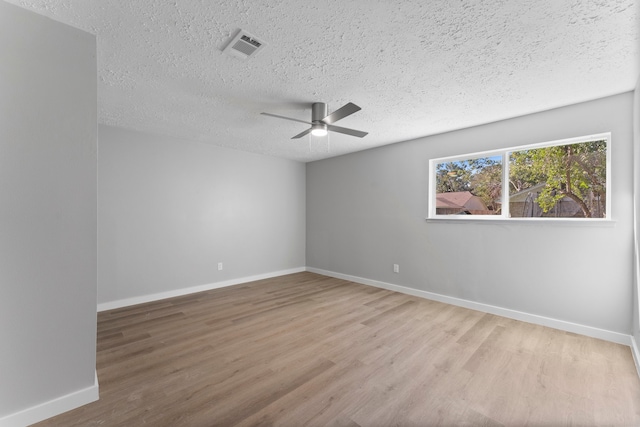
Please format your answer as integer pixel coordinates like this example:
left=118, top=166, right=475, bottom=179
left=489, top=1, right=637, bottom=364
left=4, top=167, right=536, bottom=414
left=34, top=272, right=640, bottom=426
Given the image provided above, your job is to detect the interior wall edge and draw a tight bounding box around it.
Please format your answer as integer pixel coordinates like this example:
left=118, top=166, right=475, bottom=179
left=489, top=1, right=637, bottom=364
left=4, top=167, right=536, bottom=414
left=305, top=267, right=633, bottom=347
left=0, top=372, right=98, bottom=427
left=632, top=336, right=640, bottom=380
left=97, top=267, right=306, bottom=312
left=633, top=73, right=640, bottom=349
left=0, top=1, right=97, bottom=421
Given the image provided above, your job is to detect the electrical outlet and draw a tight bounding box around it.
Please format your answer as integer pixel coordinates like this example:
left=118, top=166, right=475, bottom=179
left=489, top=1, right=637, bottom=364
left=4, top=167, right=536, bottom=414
left=393, top=264, right=399, bottom=273
left=218, top=262, right=223, bottom=271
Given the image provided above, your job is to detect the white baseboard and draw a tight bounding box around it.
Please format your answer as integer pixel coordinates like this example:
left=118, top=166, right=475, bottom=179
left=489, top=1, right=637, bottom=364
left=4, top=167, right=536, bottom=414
left=97, top=267, right=307, bottom=312
left=0, top=372, right=99, bottom=427
left=307, top=267, right=633, bottom=346
left=632, top=336, right=640, bottom=379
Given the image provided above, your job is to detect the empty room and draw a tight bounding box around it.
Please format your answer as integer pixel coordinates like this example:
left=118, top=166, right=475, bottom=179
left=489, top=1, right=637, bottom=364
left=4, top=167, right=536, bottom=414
left=1, top=0, right=640, bottom=426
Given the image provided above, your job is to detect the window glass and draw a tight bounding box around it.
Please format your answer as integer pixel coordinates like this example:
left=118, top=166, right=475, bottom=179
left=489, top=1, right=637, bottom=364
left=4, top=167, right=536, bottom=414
left=508, top=140, right=607, bottom=218
left=435, top=156, right=502, bottom=216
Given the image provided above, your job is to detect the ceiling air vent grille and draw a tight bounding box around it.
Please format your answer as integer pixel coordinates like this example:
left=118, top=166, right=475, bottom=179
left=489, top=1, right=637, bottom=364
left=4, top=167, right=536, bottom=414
left=223, top=30, right=265, bottom=60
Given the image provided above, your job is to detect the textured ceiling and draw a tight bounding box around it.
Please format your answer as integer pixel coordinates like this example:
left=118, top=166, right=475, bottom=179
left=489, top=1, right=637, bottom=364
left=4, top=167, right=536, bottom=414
left=8, top=0, right=639, bottom=162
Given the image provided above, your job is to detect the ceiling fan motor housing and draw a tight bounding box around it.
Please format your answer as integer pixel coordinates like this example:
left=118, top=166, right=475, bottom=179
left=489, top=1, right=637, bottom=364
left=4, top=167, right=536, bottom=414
left=312, top=103, right=328, bottom=123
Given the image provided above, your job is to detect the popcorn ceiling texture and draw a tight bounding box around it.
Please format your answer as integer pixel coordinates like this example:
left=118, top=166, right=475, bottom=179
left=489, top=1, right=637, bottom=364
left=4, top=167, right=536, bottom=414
left=10, top=0, right=639, bottom=162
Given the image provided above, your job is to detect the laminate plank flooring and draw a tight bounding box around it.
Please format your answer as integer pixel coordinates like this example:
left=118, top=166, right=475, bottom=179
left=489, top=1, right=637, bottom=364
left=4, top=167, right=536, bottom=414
left=33, top=272, right=640, bottom=426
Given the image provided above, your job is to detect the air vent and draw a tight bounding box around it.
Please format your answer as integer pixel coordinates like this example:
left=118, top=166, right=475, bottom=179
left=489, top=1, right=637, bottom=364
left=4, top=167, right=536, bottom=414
left=223, top=30, right=266, bottom=60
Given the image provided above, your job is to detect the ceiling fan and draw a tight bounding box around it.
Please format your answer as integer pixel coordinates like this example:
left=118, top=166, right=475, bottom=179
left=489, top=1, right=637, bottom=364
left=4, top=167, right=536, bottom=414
left=261, top=102, right=368, bottom=139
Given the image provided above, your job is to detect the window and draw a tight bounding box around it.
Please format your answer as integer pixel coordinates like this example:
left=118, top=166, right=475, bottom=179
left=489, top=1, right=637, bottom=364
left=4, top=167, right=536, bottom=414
left=429, top=133, right=610, bottom=220
left=434, top=155, right=502, bottom=216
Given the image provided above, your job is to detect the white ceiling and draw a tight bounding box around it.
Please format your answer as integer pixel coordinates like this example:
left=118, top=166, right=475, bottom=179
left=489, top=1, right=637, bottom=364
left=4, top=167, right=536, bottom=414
left=8, top=0, right=639, bottom=162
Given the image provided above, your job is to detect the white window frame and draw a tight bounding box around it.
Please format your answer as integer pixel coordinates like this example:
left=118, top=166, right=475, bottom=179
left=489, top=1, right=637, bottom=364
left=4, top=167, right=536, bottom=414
left=428, top=133, right=612, bottom=222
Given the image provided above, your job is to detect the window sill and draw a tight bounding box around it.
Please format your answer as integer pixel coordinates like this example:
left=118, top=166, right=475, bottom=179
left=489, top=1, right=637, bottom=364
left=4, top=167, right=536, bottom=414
left=425, top=217, right=616, bottom=227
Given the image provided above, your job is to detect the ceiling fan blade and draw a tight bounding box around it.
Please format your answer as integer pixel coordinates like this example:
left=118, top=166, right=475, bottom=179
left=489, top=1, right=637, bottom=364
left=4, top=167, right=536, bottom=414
left=322, top=102, right=361, bottom=124
left=292, top=128, right=312, bottom=139
left=261, top=112, right=312, bottom=125
left=327, top=124, right=368, bottom=138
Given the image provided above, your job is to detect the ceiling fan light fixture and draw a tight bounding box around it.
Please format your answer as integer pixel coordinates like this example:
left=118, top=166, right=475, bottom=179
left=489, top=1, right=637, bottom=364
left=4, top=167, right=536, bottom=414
left=311, top=123, right=328, bottom=137
left=261, top=102, right=367, bottom=139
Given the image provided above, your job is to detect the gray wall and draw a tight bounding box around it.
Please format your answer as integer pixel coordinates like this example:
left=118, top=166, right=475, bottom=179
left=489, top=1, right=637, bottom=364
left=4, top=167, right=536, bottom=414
left=98, top=125, right=306, bottom=305
left=0, top=0, right=97, bottom=419
left=307, top=92, right=634, bottom=335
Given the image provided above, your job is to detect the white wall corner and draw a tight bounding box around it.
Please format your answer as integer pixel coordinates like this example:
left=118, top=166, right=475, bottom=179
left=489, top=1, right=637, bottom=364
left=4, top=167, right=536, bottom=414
left=306, top=267, right=633, bottom=347
left=632, top=336, right=640, bottom=380
left=634, top=73, right=640, bottom=372
left=0, top=372, right=99, bottom=427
